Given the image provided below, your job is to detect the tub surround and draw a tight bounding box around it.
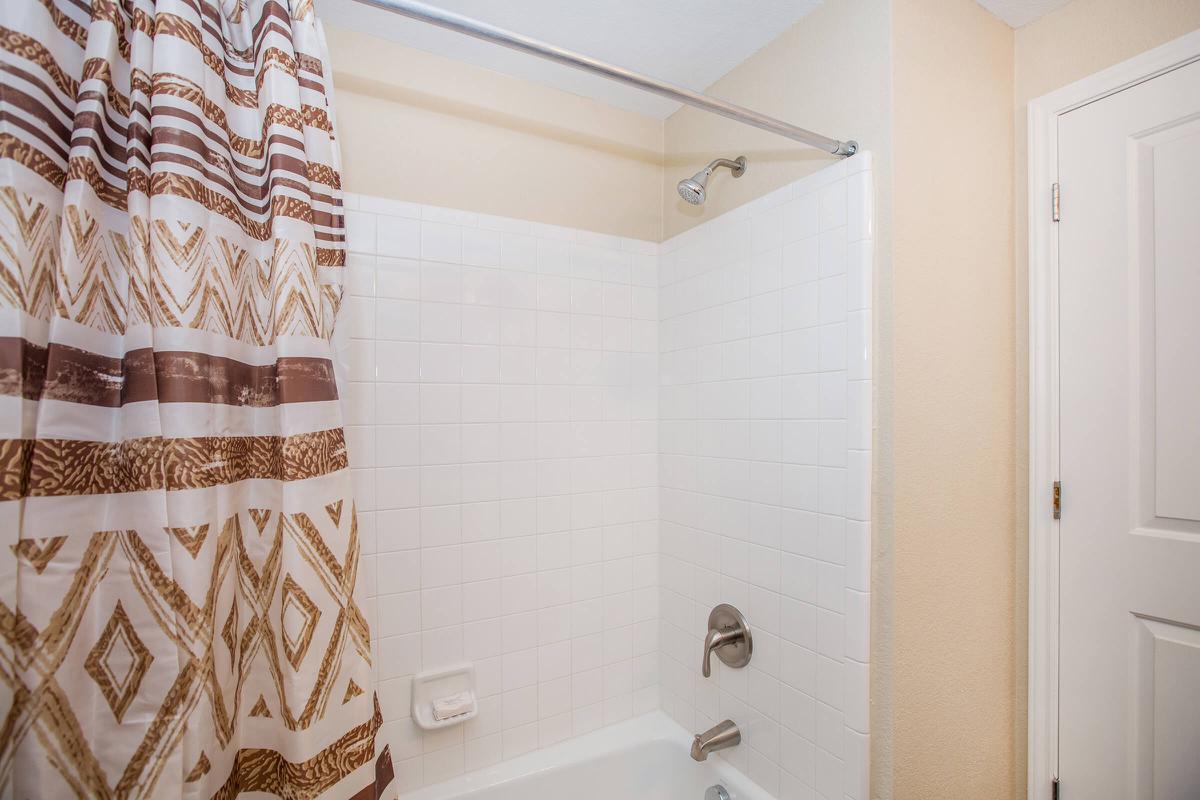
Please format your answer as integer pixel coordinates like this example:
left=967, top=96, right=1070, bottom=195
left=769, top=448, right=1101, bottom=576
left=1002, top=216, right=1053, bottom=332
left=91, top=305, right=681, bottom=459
left=340, top=197, right=660, bottom=792
left=341, top=153, right=872, bottom=798
left=657, top=155, right=873, bottom=799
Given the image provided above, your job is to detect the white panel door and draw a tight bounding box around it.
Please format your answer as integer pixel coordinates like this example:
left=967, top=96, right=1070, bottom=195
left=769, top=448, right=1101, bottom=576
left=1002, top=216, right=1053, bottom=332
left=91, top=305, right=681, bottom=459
left=1058, top=58, right=1200, bottom=800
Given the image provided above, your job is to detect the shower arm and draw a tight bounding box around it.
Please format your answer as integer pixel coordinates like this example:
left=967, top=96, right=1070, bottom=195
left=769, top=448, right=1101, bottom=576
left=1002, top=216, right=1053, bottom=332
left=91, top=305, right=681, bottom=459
left=347, top=0, right=858, bottom=157
left=703, top=158, right=746, bottom=176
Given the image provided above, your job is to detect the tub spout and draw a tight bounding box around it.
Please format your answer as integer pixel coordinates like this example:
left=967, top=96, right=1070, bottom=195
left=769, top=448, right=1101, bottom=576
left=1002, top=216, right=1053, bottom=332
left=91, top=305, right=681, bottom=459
left=690, top=719, right=740, bottom=762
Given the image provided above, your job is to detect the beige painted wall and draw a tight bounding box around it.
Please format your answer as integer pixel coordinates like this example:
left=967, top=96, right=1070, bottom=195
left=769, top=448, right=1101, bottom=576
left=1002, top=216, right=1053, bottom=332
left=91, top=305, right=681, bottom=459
left=1014, top=0, right=1200, bottom=103
left=325, top=26, right=664, bottom=241
left=1009, top=3, right=1200, bottom=798
left=891, top=1, right=1015, bottom=798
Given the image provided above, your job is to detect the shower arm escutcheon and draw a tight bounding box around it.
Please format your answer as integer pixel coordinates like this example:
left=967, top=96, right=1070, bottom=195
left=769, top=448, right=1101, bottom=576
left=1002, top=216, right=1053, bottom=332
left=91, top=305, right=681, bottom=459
left=701, top=604, right=753, bottom=678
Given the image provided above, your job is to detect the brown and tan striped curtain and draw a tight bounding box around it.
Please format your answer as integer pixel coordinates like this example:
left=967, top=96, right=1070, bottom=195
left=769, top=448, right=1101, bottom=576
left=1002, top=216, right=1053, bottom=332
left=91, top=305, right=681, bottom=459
left=0, top=0, right=394, bottom=797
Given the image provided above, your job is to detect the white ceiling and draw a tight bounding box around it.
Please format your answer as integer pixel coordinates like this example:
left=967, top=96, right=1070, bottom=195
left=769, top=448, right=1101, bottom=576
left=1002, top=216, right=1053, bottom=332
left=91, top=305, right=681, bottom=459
left=974, top=0, right=1073, bottom=28
left=316, top=0, right=823, bottom=118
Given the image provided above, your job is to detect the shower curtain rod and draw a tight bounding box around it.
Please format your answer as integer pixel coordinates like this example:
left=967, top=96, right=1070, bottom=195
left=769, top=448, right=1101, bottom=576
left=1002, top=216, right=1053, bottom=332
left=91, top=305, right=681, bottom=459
left=346, top=0, right=859, bottom=156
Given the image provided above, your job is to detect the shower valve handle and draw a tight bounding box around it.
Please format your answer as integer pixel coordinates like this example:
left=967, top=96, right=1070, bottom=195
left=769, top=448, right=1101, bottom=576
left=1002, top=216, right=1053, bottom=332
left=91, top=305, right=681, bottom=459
left=701, top=604, right=753, bottom=678
left=702, top=628, right=741, bottom=677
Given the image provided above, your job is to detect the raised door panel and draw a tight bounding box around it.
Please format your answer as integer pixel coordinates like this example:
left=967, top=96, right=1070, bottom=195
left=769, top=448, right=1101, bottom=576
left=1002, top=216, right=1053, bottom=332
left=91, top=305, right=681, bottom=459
left=1149, top=124, right=1200, bottom=524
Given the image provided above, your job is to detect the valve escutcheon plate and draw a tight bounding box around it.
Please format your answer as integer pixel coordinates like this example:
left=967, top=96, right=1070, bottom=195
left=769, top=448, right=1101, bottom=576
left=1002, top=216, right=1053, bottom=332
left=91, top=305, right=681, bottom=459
left=708, top=603, right=752, bottom=669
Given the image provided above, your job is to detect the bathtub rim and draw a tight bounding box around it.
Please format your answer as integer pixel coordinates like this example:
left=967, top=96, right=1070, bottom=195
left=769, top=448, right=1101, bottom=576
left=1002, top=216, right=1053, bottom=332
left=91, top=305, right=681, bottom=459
left=398, top=710, right=777, bottom=800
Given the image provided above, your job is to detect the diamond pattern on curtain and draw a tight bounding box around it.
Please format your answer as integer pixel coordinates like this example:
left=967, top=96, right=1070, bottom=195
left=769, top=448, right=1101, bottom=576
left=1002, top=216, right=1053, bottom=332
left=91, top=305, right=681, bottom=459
left=0, top=0, right=394, bottom=796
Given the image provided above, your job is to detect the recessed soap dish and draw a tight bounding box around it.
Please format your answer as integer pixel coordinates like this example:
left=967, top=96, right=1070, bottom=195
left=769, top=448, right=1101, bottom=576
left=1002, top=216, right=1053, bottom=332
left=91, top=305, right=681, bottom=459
left=411, top=663, right=478, bottom=731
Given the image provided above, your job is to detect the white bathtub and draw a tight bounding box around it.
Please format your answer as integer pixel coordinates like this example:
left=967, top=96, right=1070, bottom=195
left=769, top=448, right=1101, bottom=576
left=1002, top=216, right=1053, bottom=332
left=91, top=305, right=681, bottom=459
left=401, top=712, right=775, bottom=800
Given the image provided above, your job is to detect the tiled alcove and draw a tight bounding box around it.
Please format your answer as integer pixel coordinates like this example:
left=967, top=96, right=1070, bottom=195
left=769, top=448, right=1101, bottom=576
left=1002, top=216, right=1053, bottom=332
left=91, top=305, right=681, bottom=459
left=338, top=152, right=872, bottom=799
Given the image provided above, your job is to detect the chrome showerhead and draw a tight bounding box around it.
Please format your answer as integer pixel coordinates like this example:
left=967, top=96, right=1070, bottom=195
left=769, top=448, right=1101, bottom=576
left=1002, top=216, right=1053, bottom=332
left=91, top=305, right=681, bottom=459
left=676, top=156, right=747, bottom=206
left=678, top=176, right=707, bottom=205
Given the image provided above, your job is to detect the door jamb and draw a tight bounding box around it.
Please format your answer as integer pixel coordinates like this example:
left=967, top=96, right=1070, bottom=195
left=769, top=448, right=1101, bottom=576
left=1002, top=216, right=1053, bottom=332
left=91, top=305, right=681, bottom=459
left=1026, top=27, right=1200, bottom=800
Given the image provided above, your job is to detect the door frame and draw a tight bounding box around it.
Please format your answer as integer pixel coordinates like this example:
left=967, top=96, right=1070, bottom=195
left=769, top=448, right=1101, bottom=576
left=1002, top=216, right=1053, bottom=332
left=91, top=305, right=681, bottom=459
left=1027, top=27, right=1200, bottom=800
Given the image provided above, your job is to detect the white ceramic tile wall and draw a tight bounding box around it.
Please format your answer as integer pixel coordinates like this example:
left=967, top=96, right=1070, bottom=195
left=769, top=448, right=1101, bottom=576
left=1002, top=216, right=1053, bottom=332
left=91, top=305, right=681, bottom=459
left=656, top=154, right=873, bottom=800
left=340, top=153, right=871, bottom=799
left=339, top=194, right=662, bottom=793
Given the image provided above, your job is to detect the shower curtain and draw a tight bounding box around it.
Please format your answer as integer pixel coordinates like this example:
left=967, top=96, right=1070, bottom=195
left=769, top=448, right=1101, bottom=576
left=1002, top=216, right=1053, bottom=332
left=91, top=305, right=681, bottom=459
left=0, top=0, right=394, bottom=797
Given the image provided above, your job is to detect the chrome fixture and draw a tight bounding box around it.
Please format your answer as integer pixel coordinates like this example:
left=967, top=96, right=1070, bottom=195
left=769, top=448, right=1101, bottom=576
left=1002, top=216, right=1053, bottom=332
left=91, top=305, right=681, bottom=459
left=691, top=720, right=741, bottom=762
left=349, top=0, right=858, bottom=156
left=702, top=603, right=752, bottom=678
left=677, top=157, right=747, bottom=206
left=705, top=785, right=731, bottom=800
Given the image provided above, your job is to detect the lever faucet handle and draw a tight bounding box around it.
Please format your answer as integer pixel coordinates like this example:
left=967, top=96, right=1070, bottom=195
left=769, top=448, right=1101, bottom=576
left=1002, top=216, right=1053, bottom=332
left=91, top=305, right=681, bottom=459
left=701, top=628, right=736, bottom=677
left=700, top=604, right=753, bottom=677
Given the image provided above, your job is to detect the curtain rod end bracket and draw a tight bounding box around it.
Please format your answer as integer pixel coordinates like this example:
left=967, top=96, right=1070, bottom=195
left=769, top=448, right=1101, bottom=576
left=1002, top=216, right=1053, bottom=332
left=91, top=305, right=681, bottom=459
left=834, top=140, right=859, bottom=157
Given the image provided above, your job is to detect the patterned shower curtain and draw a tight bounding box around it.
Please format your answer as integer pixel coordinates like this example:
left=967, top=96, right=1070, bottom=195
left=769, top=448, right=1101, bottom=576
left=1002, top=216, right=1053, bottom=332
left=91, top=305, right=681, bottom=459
left=0, top=0, right=394, bottom=797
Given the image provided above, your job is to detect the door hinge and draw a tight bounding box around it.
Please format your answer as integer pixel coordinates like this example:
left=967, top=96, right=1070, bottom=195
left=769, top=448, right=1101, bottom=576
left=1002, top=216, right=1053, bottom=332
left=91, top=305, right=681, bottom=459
left=1052, top=182, right=1061, bottom=222
left=1053, top=481, right=1062, bottom=520
left=1052, top=776, right=1060, bottom=800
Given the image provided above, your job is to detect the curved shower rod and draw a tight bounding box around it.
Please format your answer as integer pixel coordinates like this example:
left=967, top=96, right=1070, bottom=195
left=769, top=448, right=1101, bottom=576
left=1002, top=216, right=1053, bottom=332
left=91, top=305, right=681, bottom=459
left=347, top=0, right=859, bottom=157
